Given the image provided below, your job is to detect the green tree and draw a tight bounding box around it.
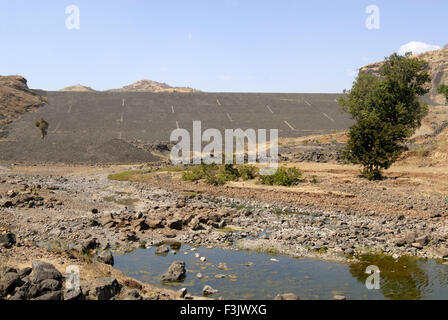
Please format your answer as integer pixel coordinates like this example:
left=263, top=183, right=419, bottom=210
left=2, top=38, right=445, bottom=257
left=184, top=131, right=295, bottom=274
left=339, top=53, right=430, bottom=180
left=438, top=84, right=448, bottom=103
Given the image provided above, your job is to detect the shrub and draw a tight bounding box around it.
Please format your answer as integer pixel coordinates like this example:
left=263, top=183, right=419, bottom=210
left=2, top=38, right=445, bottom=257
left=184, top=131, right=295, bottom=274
left=238, top=165, right=259, bottom=181
left=438, top=84, right=448, bottom=103
left=260, top=167, right=302, bottom=186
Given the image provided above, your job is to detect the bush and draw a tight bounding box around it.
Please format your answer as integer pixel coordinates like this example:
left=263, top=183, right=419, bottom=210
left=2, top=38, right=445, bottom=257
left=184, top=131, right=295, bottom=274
left=238, top=165, right=259, bottom=181
left=438, top=84, right=448, bottom=103
left=260, top=167, right=302, bottom=186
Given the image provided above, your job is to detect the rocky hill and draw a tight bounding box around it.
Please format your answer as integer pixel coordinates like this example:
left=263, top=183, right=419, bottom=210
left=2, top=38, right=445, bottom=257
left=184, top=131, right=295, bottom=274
left=109, top=79, right=199, bottom=93
left=60, top=84, right=96, bottom=92
left=360, top=45, right=448, bottom=105
left=0, top=75, right=46, bottom=137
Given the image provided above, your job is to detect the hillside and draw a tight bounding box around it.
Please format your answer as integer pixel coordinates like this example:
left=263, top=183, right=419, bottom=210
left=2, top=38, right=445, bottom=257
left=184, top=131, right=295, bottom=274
left=360, top=45, right=448, bottom=105
left=108, top=79, right=199, bottom=93
left=61, top=84, right=96, bottom=92
left=0, top=75, right=46, bottom=137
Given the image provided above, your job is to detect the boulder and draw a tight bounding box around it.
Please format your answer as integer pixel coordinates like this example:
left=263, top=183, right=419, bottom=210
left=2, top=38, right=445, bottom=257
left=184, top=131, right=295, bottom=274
left=155, top=244, right=170, bottom=255
left=18, top=267, right=32, bottom=278
left=274, top=293, right=300, bottom=300
left=167, top=219, right=183, bottom=230
left=30, top=261, right=63, bottom=283
left=39, top=279, right=62, bottom=292
left=89, top=278, right=122, bottom=300
left=35, top=290, right=62, bottom=300
left=0, top=233, right=16, bottom=248
left=147, top=219, right=164, bottom=229
left=0, top=272, right=23, bottom=297
left=63, top=288, right=83, bottom=300
left=160, top=261, right=186, bottom=282
left=202, top=285, right=218, bottom=296
left=97, top=251, right=114, bottom=266
left=414, top=235, right=429, bottom=247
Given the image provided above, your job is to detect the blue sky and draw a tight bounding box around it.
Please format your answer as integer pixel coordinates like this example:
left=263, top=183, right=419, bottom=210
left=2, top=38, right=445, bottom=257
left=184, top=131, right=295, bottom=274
left=1, top=0, right=446, bottom=92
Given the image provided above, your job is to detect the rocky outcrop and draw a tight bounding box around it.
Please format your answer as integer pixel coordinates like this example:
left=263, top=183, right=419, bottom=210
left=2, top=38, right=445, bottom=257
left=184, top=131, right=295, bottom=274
left=60, top=84, right=96, bottom=92
left=108, top=79, right=199, bottom=93
left=0, top=75, right=46, bottom=136
left=359, top=46, right=448, bottom=105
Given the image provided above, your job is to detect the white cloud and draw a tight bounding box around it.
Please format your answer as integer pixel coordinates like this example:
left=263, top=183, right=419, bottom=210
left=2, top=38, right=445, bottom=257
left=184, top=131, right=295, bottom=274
left=398, top=41, right=441, bottom=55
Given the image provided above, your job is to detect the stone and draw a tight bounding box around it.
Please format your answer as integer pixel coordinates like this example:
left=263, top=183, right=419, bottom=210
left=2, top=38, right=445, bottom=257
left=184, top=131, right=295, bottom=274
left=412, top=242, right=423, bottom=249
left=177, top=287, right=188, bottom=299
left=18, top=267, right=32, bottom=278
left=160, top=261, right=186, bottom=282
left=30, top=261, right=62, bottom=283
left=274, top=293, right=300, bottom=300
left=404, top=231, right=417, bottom=244
left=202, top=285, right=218, bottom=296
left=147, top=219, right=164, bottom=229
left=39, top=279, right=62, bottom=292
left=167, top=219, right=183, bottom=230
left=63, top=288, right=83, bottom=300
left=0, top=272, right=22, bottom=297
left=334, top=295, right=347, bottom=300
left=0, top=233, right=16, bottom=248
left=89, top=278, right=122, bottom=300
left=433, top=247, right=448, bottom=258
left=82, top=238, right=99, bottom=251
left=97, top=251, right=114, bottom=266
left=35, top=290, right=62, bottom=300
left=155, top=244, right=170, bottom=255
left=415, top=235, right=429, bottom=247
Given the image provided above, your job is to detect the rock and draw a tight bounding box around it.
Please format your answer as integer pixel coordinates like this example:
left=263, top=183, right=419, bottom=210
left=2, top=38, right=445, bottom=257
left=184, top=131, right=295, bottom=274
left=274, top=293, right=300, bottom=300
left=63, top=288, right=83, bottom=300
left=82, top=238, right=99, bottom=252
left=404, top=231, right=417, bottom=244
left=196, top=273, right=203, bottom=279
left=97, top=251, right=114, bottom=266
left=393, top=238, right=406, bottom=247
left=215, top=274, right=226, bottom=279
left=39, top=279, right=62, bottom=292
left=160, top=261, right=186, bottom=282
left=0, top=233, right=16, bottom=248
left=30, top=261, right=62, bottom=283
left=155, top=244, right=170, bottom=255
left=35, top=290, right=62, bottom=300
left=1, top=200, right=14, bottom=208
left=147, top=219, right=164, bottom=229
left=334, top=295, right=347, bottom=300
left=433, top=247, right=448, bottom=258
left=177, top=288, right=188, bottom=299
left=0, top=272, right=22, bottom=297
left=217, top=263, right=229, bottom=270
left=89, top=278, right=122, bottom=300
left=91, top=208, right=99, bottom=214
left=202, top=285, right=218, bottom=296
left=200, top=257, right=207, bottom=262
left=412, top=242, right=423, bottom=249
left=167, top=219, right=183, bottom=230
left=415, top=235, right=429, bottom=247
left=345, top=248, right=355, bottom=255
left=18, top=267, right=32, bottom=278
